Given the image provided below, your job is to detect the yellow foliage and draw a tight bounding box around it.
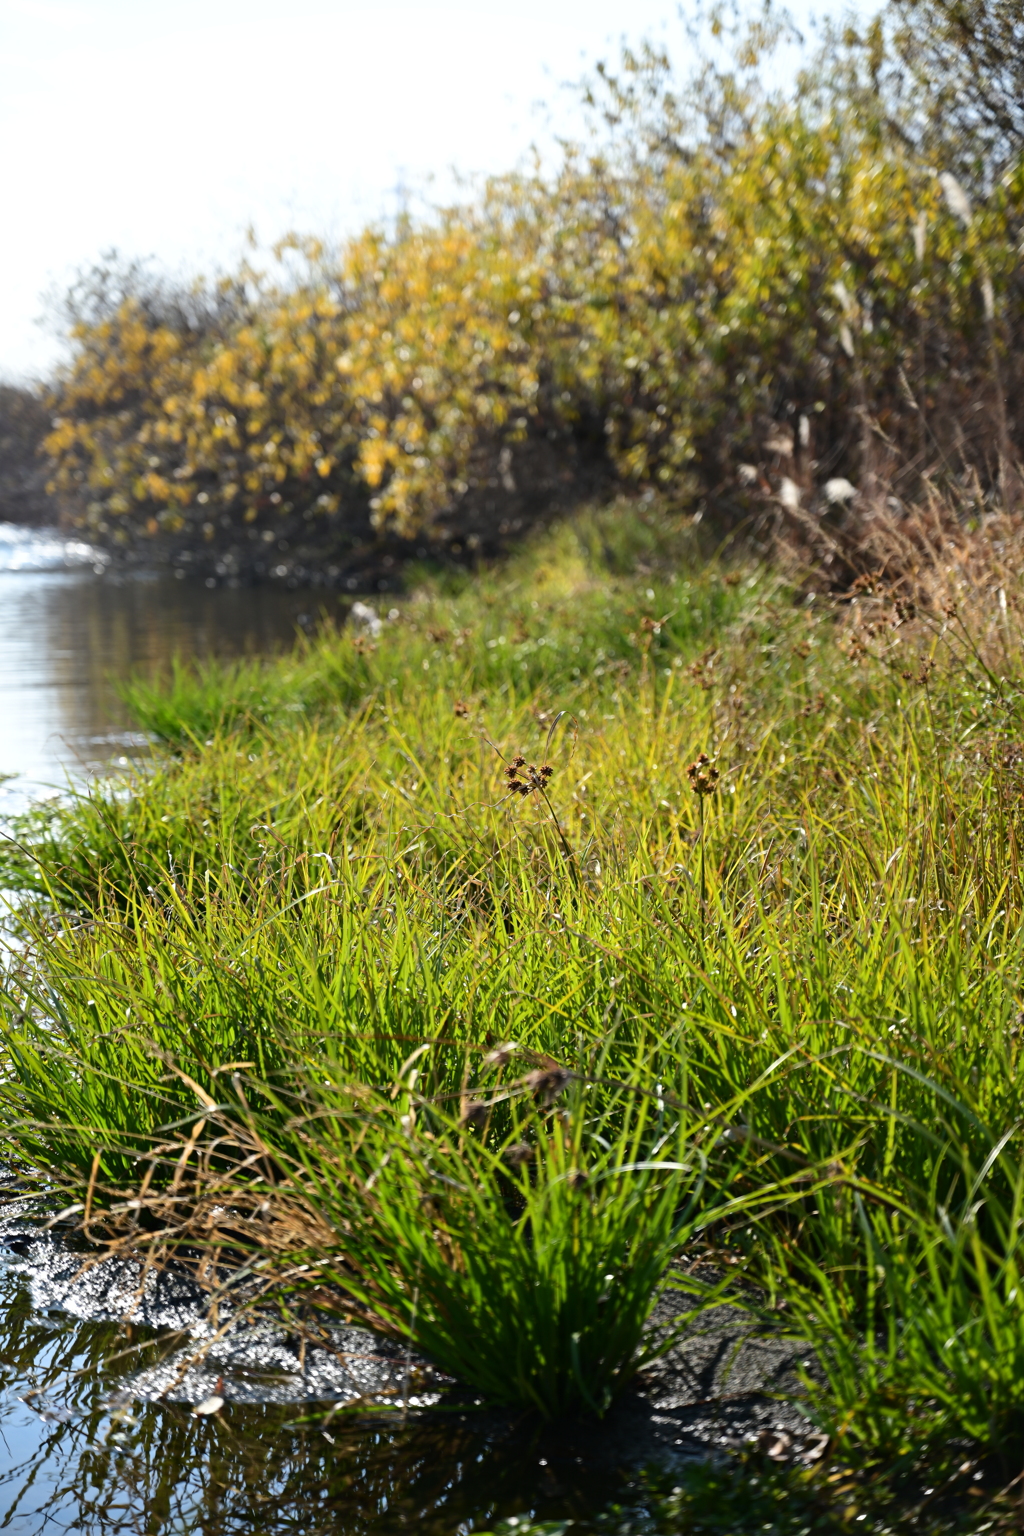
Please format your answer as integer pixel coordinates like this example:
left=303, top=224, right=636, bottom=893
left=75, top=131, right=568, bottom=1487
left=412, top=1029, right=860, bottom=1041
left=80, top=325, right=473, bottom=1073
left=44, top=91, right=1024, bottom=547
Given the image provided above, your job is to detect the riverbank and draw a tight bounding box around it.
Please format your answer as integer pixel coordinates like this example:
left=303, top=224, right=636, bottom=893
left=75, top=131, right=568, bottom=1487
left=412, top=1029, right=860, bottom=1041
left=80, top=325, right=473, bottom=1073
left=0, top=1207, right=822, bottom=1532
left=2, top=505, right=1024, bottom=1531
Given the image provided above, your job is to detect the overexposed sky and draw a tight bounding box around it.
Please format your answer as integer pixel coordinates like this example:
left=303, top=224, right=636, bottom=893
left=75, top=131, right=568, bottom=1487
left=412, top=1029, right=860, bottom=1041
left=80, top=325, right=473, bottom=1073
left=1, top=0, right=841, bottom=381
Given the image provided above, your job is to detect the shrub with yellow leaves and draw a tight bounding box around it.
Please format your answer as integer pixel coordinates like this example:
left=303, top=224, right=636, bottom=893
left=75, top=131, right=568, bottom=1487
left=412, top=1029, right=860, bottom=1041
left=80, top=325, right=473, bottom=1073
left=41, top=30, right=1024, bottom=574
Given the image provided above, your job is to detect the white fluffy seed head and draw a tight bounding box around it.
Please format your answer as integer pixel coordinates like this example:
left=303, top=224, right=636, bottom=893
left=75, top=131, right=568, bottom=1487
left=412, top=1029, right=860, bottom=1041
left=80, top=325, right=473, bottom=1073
left=939, top=172, right=972, bottom=226
left=825, top=478, right=857, bottom=505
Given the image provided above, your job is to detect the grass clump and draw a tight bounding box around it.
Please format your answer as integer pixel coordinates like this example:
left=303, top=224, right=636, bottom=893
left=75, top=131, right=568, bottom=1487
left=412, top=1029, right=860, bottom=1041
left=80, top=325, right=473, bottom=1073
left=279, top=1073, right=714, bottom=1420
left=5, top=510, right=1024, bottom=1496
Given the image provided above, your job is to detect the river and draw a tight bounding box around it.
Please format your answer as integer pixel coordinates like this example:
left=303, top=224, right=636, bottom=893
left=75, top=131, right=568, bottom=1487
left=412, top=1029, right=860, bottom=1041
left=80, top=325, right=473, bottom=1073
left=0, top=524, right=317, bottom=819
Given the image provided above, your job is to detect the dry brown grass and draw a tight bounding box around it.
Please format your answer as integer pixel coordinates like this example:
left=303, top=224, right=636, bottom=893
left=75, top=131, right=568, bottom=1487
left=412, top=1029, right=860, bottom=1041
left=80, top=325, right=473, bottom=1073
left=776, top=473, right=1024, bottom=620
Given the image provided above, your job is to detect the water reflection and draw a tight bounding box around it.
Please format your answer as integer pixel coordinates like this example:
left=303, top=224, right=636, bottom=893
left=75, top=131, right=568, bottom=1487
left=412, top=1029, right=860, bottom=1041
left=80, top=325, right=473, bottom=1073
left=0, top=1265, right=620, bottom=1535
left=0, top=526, right=327, bottom=817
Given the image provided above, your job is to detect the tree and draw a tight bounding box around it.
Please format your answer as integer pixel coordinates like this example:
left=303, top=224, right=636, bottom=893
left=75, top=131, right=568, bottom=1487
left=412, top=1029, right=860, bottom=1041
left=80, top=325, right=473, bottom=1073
left=837, top=0, right=1024, bottom=189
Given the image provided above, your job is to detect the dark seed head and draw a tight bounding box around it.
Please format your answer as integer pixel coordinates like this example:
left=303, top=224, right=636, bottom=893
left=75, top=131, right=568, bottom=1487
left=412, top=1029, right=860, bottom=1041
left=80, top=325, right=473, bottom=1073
left=503, top=756, right=555, bottom=798
left=522, top=1065, right=572, bottom=1106
left=687, top=753, right=720, bottom=797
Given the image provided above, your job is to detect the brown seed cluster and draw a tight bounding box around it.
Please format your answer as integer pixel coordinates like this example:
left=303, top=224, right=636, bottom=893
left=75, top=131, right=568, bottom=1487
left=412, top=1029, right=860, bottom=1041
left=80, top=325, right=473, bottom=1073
left=800, top=690, right=826, bottom=717
left=504, top=756, right=555, bottom=796
left=687, top=752, right=720, bottom=796
left=522, top=1065, right=572, bottom=1106
left=687, top=648, right=718, bottom=689
left=900, top=658, right=936, bottom=684
left=849, top=572, right=882, bottom=597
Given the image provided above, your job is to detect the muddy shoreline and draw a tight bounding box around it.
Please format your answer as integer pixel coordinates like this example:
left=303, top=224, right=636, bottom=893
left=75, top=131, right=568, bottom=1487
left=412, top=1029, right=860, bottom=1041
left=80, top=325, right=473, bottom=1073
left=1, top=1208, right=817, bottom=1467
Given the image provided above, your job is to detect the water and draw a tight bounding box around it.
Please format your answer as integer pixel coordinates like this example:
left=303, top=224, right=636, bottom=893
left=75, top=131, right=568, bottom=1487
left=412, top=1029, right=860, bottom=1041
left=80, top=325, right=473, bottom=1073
left=0, top=524, right=323, bottom=819
left=0, top=1265, right=550, bottom=1535
left=0, top=1246, right=650, bottom=1536
left=0, top=1229, right=804, bottom=1536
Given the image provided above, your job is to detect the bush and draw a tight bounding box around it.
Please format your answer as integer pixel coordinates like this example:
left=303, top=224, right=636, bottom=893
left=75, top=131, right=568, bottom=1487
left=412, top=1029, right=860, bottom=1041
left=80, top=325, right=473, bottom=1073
left=39, top=8, right=1024, bottom=576
left=0, top=384, right=71, bottom=525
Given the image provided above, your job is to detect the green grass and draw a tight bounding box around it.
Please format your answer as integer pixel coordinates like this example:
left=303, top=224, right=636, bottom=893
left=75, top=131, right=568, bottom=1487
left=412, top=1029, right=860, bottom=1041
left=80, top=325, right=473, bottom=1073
left=3, top=505, right=1024, bottom=1498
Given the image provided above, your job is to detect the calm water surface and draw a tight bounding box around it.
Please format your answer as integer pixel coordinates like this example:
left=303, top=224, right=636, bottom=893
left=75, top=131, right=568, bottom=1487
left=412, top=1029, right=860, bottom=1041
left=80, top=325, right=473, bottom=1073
left=0, top=1237, right=627, bottom=1535
left=0, top=1262, right=608, bottom=1535
left=0, top=524, right=321, bottom=818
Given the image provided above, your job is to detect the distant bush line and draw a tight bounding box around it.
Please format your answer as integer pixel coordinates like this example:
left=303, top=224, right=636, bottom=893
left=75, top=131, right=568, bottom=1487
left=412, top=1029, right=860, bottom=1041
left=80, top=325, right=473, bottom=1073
left=0, top=385, right=68, bottom=527
left=4, top=0, right=1024, bottom=587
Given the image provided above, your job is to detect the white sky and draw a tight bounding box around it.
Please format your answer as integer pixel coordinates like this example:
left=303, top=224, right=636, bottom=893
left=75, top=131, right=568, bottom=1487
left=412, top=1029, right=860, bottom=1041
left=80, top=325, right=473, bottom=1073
left=1, top=0, right=845, bottom=382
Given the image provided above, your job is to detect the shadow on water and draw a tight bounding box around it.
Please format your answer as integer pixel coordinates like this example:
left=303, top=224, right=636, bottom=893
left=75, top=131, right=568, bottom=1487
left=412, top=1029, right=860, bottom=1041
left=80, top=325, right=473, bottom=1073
left=0, top=524, right=331, bottom=816
left=0, top=1266, right=624, bottom=1535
